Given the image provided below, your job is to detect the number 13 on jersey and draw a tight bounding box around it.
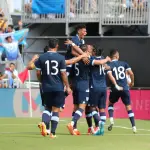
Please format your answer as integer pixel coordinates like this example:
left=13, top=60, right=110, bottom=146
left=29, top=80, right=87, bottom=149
left=45, top=60, right=59, bottom=75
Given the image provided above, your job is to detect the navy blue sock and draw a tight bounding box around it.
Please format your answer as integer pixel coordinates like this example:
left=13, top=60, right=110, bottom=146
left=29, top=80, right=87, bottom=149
left=72, top=108, right=84, bottom=124
left=92, top=111, right=100, bottom=124
left=128, top=110, right=135, bottom=127
left=72, top=112, right=77, bottom=129
left=42, top=110, right=51, bottom=129
left=51, top=112, right=59, bottom=135
left=100, top=112, right=106, bottom=124
left=108, top=104, right=114, bottom=118
left=85, top=111, right=92, bottom=128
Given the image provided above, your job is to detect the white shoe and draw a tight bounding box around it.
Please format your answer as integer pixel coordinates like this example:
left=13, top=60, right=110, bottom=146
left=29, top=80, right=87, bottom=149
left=132, top=126, right=137, bottom=133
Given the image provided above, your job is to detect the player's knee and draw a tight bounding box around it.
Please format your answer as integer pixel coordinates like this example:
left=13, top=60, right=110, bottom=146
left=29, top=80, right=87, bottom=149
left=100, top=108, right=105, bottom=112
left=79, top=104, right=86, bottom=110
left=73, top=104, right=78, bottom=111
left=126, top=105, right=131, bottom=111
left=52, top=106, right=60, bottom=112
left=91, top=106, right=96, bottom=112
left=108, top=101, right=114, bottom=107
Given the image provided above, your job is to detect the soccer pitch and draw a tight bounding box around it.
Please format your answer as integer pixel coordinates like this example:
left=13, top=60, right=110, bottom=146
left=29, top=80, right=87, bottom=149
left=0, top=118, right=149, bottom=150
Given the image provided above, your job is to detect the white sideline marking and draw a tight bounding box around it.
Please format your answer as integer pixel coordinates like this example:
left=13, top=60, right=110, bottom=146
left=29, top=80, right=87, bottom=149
left=0, top=121, right=150, bottom=132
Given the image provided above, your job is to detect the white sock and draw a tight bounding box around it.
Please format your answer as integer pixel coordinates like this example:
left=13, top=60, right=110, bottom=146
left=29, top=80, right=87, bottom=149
left=110, top=117, right=114, bottom=124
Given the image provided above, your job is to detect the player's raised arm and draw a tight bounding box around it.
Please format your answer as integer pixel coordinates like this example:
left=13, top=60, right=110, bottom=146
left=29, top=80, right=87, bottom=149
left=91, top=56, right=111, bottom=65
left=64, top=39, right=84, bottom=56
left=65, top=52, right=89, bottom=65
left=27, top=55, right=39, bottom=70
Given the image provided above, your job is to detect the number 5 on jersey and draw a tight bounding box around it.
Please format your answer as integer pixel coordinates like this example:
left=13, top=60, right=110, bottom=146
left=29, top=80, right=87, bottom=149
left=45, top=60, right=58, bottom=75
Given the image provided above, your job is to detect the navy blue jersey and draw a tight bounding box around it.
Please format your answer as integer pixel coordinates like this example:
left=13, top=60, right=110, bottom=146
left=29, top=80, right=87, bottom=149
left=65, top=35, right=85, bottom=59
left=90, top=56, right=107, bottom=90
left=72, top=60, right=90, bottom=91
left=35, top=51, right=66, bottom=92
left=108, top=60, right=131, bottom=90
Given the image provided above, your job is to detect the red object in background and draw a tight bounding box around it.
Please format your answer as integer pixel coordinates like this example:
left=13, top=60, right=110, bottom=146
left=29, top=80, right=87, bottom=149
left=18, top=68, right=29, bottom=83
left=60, top=90, right=150, bottom=120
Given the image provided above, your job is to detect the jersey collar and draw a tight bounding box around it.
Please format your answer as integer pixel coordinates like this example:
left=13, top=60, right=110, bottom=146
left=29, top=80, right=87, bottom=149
left=112, top=59, right=118, bottom=62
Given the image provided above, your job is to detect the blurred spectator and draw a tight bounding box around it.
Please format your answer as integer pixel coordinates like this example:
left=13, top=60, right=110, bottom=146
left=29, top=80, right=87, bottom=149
left=0, top=63, right=18, bottom=88
left=0, top=16, right=7, bottom=32
left=6, top=25, right=14, bottom=33
left=0, top=31, right=27, bottom=65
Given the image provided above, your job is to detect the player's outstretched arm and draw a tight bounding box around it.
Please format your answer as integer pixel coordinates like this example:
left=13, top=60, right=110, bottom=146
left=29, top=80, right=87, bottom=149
left=27, top=55, right=39, bottom=70
left=64, top=39, right=83, bottom=56
left=65, top=52, right=89, bottom=65
left=92, top=56, right=111, bottom=65
left=126, top=69, right=134, bottom=87
left=107, top=71, right=123, bottom=91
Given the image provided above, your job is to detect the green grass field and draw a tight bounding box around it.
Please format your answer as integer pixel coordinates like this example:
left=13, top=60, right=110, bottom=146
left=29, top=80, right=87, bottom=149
left=0, top=118, right=149, bottom=150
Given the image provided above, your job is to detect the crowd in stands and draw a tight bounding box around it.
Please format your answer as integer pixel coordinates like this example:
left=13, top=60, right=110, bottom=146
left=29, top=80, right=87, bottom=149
left=24, top=0, right=148, bottom=19
left=0, top=8, right=27, bottom=88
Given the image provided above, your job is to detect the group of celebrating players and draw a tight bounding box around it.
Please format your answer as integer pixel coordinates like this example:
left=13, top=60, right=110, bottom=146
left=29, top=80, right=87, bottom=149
left=28, top=24, right=137, bottom=139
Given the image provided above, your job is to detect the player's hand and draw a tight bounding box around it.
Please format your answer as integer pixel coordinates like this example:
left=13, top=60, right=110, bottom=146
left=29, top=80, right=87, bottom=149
left=66, top=87, right=72, bottom=95
left=106, top=56, right=111, bottom=62
left=64, top=39, right=73, bottom=45
left=32, top=55, right=39, bottom=62
left=82, top=57, right=90, bottom=65
left=104, top=64, right=111, bottom=70
left=82, top=52, right=90, bottom=58
left=115, top=84, right=123, bottom=91
left=129, top=82, right=134, bottom=88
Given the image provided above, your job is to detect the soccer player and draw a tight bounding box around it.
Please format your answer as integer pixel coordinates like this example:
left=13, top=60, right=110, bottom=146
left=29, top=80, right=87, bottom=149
left=66, top=44, right=111, bottom=135
left=88, top=48, right=123, bottom=136
left=107, top=49, right=137, bottom=133
left=28, top=38, right=72, bottom=138
left=28, top=42, right=89, bottom=137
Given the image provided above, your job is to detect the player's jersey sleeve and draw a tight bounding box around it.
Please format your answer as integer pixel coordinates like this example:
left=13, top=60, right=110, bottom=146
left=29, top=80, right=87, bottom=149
left=34, top=58, right=41, bottom=70
left=125, top=62, right=131, bottom=71
left=89, top=56, right=95, bottom=66
left=60, top=56, right=66, bottom=72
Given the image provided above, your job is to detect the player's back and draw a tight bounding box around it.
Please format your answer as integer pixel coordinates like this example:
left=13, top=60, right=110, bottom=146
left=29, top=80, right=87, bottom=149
left=108, top=60, right=130, bottom=90
left=38, top=52, right=66, bottom=92
left=90, top=56, right=107, bottom=90
left=73, top=60, right=90, bottom=91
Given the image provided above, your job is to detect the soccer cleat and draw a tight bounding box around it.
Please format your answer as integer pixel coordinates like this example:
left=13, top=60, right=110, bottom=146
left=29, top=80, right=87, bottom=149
left=99, top=122, right=105, bottom=136
left=108, top=124, right=113, bottom=131
left=132, top=126, right=137, bottom=134
left=67, top=123, right=75, bottom=135
left=50, top=133, right=56, bottom=139
left=38, top=122, right=47, bottom=137
left=74, top=129, right=81, bottom=135
left=94, top=127, right=99, bottom=132
left=93, top=129, right=101, bottom=136
left=87, top=128, right=92, bottom=135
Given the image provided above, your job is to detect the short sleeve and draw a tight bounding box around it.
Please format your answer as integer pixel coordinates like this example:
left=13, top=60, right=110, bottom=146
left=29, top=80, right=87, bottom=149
left=34, top=58, right=41, bottom=70
left=60, top=56, right=66, bottom=72
left=89, top=57, right=95, bottom=66
left=125, top=62, right=131, bottom=71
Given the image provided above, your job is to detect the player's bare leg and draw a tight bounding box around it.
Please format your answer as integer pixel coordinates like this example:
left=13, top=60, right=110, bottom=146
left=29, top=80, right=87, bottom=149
left=126, top=105, right=137, bottom=133
left=108, top=101, right=114, bottom=131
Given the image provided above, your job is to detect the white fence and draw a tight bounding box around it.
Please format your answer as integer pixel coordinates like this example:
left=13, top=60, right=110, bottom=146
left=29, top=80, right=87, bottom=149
left=22, top=0, right=149, bottom=25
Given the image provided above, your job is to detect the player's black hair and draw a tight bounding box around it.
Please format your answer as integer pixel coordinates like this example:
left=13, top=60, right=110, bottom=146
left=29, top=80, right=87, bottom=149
left=8, top=25, right=14, bottom=29
left=109, top=49, right=118, bottom=58
left=9, top=63, right=15, bottom=66
left=44, top=45, right=48, bottom=53
left=96, top=48, right=104, bottom=56
left=80, top=44, right=88, bottom=52
left=48, top=38, right=59, bottom=49
left=5, top=36, right=11, bottom=40
left=76, top=24, right=86, bottom=32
